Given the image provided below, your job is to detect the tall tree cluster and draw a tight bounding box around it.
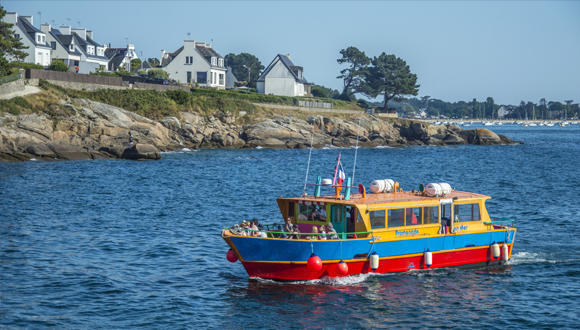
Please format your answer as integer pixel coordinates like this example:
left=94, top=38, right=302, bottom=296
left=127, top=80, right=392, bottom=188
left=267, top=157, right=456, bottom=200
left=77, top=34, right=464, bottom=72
left=224, top=53, right=264, bottom=88
left=337, top=47, right=420, bottom=110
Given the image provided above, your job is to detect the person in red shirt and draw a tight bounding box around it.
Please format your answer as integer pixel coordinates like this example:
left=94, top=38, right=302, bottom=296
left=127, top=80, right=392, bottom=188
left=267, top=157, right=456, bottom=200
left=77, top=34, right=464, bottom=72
left=75, top=66, right=79, bottom=73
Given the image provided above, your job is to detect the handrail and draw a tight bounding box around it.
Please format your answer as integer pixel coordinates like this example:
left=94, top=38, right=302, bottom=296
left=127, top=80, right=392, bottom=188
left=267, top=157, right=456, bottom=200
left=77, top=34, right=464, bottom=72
left=484, top=217, right=515, bottom=229
left=223, top=226, right=373, bottom=237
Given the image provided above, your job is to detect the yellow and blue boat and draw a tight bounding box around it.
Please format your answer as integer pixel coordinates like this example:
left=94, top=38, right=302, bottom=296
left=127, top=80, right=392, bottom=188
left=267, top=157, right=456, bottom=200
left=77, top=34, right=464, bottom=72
left=222, top=158, right=516, bottom=281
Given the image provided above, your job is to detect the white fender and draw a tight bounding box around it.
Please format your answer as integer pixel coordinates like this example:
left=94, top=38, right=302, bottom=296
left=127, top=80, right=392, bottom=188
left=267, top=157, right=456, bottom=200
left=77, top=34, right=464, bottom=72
left=424, top=249, right=433, bottom=268
left=491, top=242, right=500, bottom=258
left=370, top=252, right=379, bottom=271
left=502, top=244, right=509, bottom=262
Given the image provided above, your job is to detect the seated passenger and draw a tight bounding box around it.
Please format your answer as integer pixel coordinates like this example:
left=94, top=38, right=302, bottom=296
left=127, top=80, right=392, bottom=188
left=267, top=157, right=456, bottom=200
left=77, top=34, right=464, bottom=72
left=308, top=227, right=319, bottom=240
left=319, top=207, right=327, bottom=221
left=290, top=227, right=301, bottom=240
left=278, top=224, right=289, bottom=239
left=327, top=223, right=338, bottom=240
left=311, top=206, right=321, bottom=221
left=319, top=226, right=328, bottom=240
left=298, top=213, right=307, bottom=220
left=250, top=219, right=259, bottom=237
left=257, top=225, right=268, bottom=238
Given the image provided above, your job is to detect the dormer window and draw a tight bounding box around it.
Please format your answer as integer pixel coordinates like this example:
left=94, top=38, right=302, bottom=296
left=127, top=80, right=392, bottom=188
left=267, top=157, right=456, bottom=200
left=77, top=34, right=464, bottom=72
left=37, top=35, right=41, bottom=43
left=14, top=34, right=20, bottom=39
left=219, top=59, right=224, bottom=67
left=70, top=45, right=74, bottom=51
left=211, top=57, right=216, bottom=66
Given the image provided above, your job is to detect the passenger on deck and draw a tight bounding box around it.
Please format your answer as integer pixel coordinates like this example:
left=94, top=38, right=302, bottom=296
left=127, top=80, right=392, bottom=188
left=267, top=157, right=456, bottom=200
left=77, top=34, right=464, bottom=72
left=283, top=217, right=294, bottom=235
left=278, top=224, right=289, bottom=239
left=311, top=206, right=321, bottom=221
left=290, top=227, right=301, bottom=240
left=257, top=225, right=268, bottom=238
left=250, top=219, right=259, bottom=237
left=308, top=227, right=319, bottom=240
left=319, top=226, right=327, bottom=240
left=327, top=223, right=338, bottom=240
left=240, top=221, right=249, bottom=236
left=319, top=207, right=327, bottom=221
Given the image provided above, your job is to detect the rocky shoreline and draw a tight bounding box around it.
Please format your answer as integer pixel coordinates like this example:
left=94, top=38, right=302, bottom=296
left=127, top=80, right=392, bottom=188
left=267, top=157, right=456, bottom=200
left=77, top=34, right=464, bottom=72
left=0, top=98, right=519, bottom=162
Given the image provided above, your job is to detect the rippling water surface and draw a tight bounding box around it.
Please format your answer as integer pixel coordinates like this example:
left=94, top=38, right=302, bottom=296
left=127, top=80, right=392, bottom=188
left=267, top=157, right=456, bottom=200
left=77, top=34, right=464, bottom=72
left=2, top=125, right=579, bottom=329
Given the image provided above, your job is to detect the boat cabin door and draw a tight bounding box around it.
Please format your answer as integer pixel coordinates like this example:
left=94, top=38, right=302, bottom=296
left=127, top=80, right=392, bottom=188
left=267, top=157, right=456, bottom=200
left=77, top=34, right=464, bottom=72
left=330, top=205, right=345, bottom=239
left=440, top=198, right=454, bottom=234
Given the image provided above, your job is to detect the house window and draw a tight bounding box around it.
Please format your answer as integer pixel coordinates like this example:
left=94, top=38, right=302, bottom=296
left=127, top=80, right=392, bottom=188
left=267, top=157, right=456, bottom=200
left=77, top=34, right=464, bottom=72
left=51, top=41, right=56, bottom=50
left=196, top=72, right=207, bottom=84
left=185, top=56, right=193, bottom=64
left=219, top=59, right=223, bottom=67
left=70, top=45, right=74, bottom=51
left=14, top=34, right=20, bottom=39
left=42, top=35, right=45, bottom=43
left=186, top=57, right=189, bottom=64
left=219, top=74, right=224, bottom=85
left=37, top=35, right=41, bottom=42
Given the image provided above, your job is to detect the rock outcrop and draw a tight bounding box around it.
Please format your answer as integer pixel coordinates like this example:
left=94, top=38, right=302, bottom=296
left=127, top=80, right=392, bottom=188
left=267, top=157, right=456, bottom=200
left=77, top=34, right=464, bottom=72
left=0, top=97, right=518, bottom=162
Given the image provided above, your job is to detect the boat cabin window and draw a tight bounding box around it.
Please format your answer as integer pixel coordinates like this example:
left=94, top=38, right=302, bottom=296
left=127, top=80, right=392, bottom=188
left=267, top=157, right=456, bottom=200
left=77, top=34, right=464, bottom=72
left=388, top=209, right=405, bottom=228
left=406, top=208, right=422, bottom=226
left=288, top=202, right=295, bottom=217
left=357, top=210, right=364, bottom=223
left=370, top=210, right=385, bottom=229
left=423, top=206, right=439, bottom=224
left=298, top=203, right=326, bottom=221
left=453, top=203, right=480, bottom=222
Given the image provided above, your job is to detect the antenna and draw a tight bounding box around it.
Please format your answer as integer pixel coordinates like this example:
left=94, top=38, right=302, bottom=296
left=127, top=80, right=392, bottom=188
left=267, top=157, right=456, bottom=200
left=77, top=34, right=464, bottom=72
left=77, top=21, right=81, bottom=27
left=187, top=32, right=191, bottom=38
left=125, top=37, right=128, bottom=46
left=302, top=134, right=314, bottom=195
left=37, top=11, right=41, bottom=27
left=352, top=118, right=361, bottom=184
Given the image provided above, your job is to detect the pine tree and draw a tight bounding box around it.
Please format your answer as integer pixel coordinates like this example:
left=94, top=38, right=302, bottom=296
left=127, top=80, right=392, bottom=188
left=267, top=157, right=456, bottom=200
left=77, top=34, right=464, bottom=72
left=0, top=6, right=29, bottom=76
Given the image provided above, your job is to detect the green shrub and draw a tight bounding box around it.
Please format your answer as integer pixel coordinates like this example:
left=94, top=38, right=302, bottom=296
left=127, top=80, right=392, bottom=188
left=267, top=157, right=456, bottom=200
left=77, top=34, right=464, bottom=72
left=49, top=60, right=69, bottom=72
left=148, top=68, right=169, bottom=79
left=90, top=71, right=123, bottom=77
left=11, top=96, right=32, bottom=109
left=166, top=89, right=190, bottom=105
left=137, top=69, right=147, bottom=75
left=10, top=62, right=44, bottom=70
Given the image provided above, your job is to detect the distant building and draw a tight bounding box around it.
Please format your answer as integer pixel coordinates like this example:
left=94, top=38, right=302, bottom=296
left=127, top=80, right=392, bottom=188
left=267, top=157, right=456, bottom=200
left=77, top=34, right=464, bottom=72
left=4, top=12, right=51, bottom=66
left=105, top=44, right=139, bottom=72
left=225, top=67, right=238, bottom=88
left=419, top=109, right=427, bottom=118
left=256, top=54, right=312, bottom=97
left=498, top=105, right=511, bottom=118
left=41, top=24, right=82, bottom=72
left=160, top=40, right=226, bottom=88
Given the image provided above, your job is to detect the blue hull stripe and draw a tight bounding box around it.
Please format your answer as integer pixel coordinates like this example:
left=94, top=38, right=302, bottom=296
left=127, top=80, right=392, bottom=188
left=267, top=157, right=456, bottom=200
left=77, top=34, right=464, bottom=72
left=231, top=230, right=515, bottom=262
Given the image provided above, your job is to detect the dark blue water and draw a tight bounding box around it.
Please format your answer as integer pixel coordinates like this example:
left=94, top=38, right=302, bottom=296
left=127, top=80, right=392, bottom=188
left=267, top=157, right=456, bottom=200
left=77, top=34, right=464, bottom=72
left=2, top=125, right=579, bottom=329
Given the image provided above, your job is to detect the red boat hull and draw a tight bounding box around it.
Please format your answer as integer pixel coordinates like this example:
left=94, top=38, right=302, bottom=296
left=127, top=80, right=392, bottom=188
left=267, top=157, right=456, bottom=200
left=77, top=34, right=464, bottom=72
left=241, top=245, right=512, bottom=281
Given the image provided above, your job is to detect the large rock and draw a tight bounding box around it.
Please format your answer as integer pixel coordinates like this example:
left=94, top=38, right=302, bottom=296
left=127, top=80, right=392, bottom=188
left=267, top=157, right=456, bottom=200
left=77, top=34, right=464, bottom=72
left=442, top=134, right=467, bottom=145
left=46, top=143, right=92, bottom=160
left=460, top=128, right=502, bottom=145
left=120, top=144, right=161, bottom=160
left=26, top=144, right=57, bottom=158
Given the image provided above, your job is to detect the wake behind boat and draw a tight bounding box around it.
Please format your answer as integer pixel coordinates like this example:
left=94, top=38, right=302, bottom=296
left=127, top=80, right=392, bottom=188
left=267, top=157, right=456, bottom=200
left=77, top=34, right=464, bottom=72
left=222, top=154, right=517, bottom=281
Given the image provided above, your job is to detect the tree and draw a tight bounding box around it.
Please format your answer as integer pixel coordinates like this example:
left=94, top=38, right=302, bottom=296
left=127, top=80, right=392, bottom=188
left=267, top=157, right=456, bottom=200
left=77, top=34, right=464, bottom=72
left=0, top=6, right=29, bottom=76
left=364, top=53, right=419, bottom=111
left=224, top=53, right=264, bottom=88
left=147, top=68, right=169, bottom=79
left=131, top=58, right=142, bottom=71
left=336, top=46, right=370, bottom=98
left=311, top=84, right=340, bottom=99
left=147, top=58, right=160, bottom=66
left=49, top=60, right=69, bottom=72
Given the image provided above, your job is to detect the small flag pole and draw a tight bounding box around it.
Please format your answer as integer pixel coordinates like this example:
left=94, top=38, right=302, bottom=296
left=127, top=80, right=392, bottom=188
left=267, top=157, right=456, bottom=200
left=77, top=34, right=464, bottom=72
left=332, top=153, right=342, bottom=186
left=302, top=134, right=314, bottom=195
left=352, top=118, right=360, bottom=185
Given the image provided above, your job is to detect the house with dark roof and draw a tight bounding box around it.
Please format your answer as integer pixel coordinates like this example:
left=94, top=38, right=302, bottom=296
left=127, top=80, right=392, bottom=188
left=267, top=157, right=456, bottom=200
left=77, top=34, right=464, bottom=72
left=105, top=44, right=138, bottom=72
left=257, top=54, right=312, bottom=97
left=4, top=12, right=51, bottom=66
left=160, top=39, right=226, bottom=88
left=40, top=24, right=82, bottom=71
left=225, top=67, right=238, bottom=88
left=47, top=25, right=109, bottom=74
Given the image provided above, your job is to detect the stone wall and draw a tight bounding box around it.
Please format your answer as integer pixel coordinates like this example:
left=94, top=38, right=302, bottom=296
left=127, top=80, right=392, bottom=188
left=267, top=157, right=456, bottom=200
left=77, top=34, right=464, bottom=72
left=41, top=80, right=127, bottom=91
left=0, top=79, right=25, bottom=98
left=252, top=103, right=363, bottom=114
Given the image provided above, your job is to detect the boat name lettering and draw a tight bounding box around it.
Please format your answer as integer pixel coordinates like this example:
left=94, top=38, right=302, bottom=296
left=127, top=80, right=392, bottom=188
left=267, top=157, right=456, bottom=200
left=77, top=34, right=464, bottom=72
left=453, top=225, right=468, bottom=232
left=395, top=229, right=419, bottom=237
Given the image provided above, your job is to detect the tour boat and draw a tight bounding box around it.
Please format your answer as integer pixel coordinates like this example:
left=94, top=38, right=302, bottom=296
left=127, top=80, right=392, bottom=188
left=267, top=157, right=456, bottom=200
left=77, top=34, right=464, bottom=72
left=222, top=157, right=517, bottom=281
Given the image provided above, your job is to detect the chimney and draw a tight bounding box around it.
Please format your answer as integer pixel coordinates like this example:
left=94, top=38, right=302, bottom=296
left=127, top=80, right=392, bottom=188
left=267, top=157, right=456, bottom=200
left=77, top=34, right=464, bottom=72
left=206, top=43, right=211, bottom=48
left=86, top=30, right=93, bottom=39
left=285, top=54, right=290, bottom=59
left=60, top=25, right=72, bottom=35
left=4, top=12, right=17, bottom=24
left=161, top=50, right=166, bottom=61
left=41, top=23, right=51, bottom=34
left=71, top=27, right=86, bottom=40
left=21, top=15, right=33, bottom=25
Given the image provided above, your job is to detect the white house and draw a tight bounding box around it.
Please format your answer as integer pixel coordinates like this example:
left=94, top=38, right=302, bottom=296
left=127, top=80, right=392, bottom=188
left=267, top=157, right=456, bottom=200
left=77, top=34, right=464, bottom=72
left=105, top=44, right=139, bottom=72
left=4, top=12, right=51, bottom=66
left=256, top=54, right=312, bottom=97
left=41, top=24, right=82, bottom=71
left=498, top=106, right=511, bottom=118
left=160, top=40, right=226, bottom=88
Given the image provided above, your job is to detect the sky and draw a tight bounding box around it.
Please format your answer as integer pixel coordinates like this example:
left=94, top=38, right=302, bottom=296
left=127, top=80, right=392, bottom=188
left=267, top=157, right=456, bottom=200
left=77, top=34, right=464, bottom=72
left=3, top=0, right=580, bottom=105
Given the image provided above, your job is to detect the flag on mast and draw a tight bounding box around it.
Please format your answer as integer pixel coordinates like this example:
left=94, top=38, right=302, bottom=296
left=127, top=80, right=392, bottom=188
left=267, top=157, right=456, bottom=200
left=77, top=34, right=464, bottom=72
left=337, top=162, right=346, bottom=186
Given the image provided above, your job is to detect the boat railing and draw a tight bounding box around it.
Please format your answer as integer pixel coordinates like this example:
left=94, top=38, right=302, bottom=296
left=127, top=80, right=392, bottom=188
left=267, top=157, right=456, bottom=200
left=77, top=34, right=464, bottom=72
left=223, top=225, right=374, bottom=241
left=484, top=217, right=515, bottom=229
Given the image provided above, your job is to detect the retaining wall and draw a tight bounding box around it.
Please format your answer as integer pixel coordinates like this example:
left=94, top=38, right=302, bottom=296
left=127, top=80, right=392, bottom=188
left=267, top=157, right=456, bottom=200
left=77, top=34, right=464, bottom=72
left=25, top=69, right=123, bottom=86
left=252, top=103, right=363, bottom=114
left=0, top=78, right=25, bottom=98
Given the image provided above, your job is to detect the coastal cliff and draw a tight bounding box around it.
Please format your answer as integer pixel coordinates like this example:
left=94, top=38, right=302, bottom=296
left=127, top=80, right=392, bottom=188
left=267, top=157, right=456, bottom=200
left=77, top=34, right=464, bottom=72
left=0, top=97, right=517, bottom=162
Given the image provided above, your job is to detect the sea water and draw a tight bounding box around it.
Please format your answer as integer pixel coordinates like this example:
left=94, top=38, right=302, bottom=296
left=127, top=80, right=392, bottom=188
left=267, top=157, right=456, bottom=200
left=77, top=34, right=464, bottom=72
left=1, top=125, right=579, bottom=328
